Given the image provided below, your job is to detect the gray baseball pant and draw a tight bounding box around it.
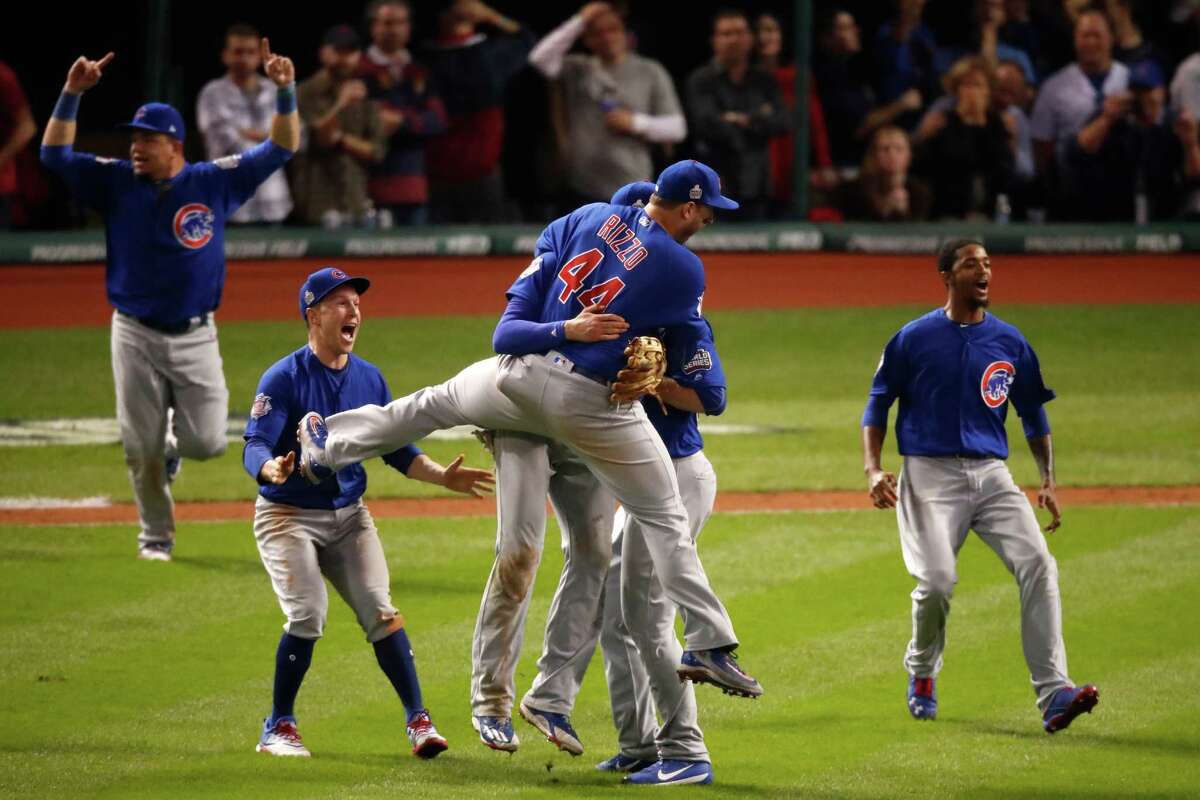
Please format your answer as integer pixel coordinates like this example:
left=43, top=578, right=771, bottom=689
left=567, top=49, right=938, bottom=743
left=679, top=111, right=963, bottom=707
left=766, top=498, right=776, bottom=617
left=111, top=311, right=228, bottom=551
left=253, top=496, right=400, bottom=642
left=897, top=455, right=1073, bottom=709
left=322, top=353, right=738, bottom=652
left=470, top=431, right=615, bottom=718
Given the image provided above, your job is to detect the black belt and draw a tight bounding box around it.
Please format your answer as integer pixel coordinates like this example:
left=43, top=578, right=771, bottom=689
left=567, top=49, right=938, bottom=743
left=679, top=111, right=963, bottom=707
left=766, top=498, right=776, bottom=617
left=570, top=363, right=610, bottom=386
left=119, top=310, right=209, bottom=335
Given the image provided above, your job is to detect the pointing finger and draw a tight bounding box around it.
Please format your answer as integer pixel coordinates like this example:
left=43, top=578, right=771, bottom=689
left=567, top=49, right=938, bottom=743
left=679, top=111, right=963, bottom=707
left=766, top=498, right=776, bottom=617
left=96, top=52, right=116, bottom=69
left=261, top=37, right=273, bottom=62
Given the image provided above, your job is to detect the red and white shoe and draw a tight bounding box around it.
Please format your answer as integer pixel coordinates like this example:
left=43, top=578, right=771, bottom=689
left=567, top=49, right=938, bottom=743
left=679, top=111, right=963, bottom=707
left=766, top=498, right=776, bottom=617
left=256, top=717, right=311, bottom=757
left=407, top=710, right=449, bottom=759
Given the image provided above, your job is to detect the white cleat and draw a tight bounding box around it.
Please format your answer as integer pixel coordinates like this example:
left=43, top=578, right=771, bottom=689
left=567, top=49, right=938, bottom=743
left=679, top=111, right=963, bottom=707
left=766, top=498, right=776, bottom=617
left=137, top=546, right=172, bottom=562
left=256, top=718, right=311, bottom=757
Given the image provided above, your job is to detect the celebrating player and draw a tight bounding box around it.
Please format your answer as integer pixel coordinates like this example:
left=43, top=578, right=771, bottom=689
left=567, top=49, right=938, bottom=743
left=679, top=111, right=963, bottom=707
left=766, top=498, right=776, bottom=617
left=244, top=267, right=494, bottom=758
left=295, top=160, right=763, bottom=727
left=860, top=238, right=1099, bottom=733
left=40, top=42, right=299, bottom=561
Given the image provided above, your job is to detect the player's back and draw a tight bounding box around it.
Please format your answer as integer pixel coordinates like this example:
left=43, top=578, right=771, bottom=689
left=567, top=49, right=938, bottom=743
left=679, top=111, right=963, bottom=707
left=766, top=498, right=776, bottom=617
left=517, top=202, right=706, bottom=380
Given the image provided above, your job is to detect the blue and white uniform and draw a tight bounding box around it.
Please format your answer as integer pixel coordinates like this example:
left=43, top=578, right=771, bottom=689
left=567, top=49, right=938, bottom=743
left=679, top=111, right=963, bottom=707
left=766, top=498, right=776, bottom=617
left=244, top=345, right=421, bottom=641
left=42, top=134, right=291, bottom=554
left=863, top=308, right=1074, bottom=709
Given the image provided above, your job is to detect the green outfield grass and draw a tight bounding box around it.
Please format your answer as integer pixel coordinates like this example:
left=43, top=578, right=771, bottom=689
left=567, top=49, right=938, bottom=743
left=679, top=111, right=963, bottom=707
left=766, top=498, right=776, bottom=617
left=1, top=305, right=1198, bottom=501
left=2, top=504, right=1197, bottom=799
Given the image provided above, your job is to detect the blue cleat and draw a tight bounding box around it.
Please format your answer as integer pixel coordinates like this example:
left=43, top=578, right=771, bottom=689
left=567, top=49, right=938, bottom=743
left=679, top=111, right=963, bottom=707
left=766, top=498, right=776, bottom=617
left=623, top=759, right=713, bottom=786
left=518, top=699, right=583, bottom=755
left=1043, top=684, right=1099, bottom=734
left=596, top=753, right=656, bottom=773
left=472, top=714, right=520, bottom=752
left=677, top=649, right=762, bottom=698
left=297, top=412, right=333, bottom=484
left=907, top=676, right=937, bottom=720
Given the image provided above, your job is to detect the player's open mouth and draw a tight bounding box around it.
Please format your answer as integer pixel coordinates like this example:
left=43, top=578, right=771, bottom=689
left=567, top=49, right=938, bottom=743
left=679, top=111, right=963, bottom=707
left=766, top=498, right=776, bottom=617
left=975, top=281, right=989, bottom=291
left=340, top=324, right=357, bottom=342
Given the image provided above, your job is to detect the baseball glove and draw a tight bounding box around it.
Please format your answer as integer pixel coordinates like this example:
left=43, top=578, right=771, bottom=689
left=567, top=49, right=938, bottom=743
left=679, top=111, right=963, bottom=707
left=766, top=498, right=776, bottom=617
left=610, top=336, right=668, bottom=412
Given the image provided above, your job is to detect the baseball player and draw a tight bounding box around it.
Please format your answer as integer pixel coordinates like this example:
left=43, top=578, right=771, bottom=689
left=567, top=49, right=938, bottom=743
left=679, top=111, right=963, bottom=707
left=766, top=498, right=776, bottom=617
left=861, top=238, right=1099, bottom=733
left=244, top=266, right=494, bottom=758
left=40, top=41, right=299, bottom=561
left=296, top=160, right=763, bottom=717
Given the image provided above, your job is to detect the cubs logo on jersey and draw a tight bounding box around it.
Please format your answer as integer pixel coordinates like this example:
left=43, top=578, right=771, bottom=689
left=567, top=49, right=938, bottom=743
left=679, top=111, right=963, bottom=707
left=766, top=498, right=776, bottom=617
left=980, top=360, right=1016, bottom=408
left=173, top=203, right=215, bottom=250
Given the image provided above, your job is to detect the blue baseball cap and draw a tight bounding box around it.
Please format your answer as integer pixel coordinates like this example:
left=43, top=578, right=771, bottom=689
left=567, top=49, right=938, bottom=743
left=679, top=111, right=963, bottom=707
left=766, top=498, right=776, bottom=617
left=610, top=181, right=657, bottom=208
left=1128, top=59, right=1164, bottom=90
left=299, top=267, right=371, bottom=320
left=653, top=160, right=738, bottom=210
left=119, top=102, right=186, bottom=142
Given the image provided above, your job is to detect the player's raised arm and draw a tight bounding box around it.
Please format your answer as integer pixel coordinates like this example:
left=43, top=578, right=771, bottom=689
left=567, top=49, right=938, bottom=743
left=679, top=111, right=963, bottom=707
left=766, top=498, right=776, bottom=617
left=261, top=38, right=300, bottom=152
left=42, top=53, right=114, bottom=148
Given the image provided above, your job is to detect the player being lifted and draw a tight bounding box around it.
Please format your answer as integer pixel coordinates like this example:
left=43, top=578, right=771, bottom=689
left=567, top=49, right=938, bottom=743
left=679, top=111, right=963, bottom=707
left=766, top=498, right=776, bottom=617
left=40, top=42, right=297, bottom=561
left=861, top=238, right=1098, bottom=733
left=243, top=267, right=494, bottom=758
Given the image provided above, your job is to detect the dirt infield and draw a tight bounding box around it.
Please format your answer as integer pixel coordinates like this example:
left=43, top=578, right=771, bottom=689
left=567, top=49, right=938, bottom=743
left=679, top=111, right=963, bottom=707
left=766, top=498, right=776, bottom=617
left=3, top=485, right=1197, bottom=527
left=6, top=252, right=1200, bottom=329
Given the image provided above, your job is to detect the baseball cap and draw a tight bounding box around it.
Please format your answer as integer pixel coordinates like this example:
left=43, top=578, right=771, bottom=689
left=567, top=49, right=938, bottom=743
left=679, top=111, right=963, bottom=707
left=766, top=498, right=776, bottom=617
left=1128, top=59, right=1165, bottom=90
left=119, top=102, right=185, bottom=142
left=653, top=160, right=739, bottom=210
left=323, top=24, right=362, bottom=51
left=610, top=181, right=657, bottom=208
left=299, top=267, right=371, bottom=320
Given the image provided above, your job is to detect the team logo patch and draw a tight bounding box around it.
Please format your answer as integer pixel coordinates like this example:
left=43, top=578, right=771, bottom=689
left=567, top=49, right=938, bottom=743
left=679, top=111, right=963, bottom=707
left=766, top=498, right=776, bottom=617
left=250, top=393, right=272, bottom=419
left=213, top=154, right=241, bottom=170
left=519, top=256, right=542, bottom=279
left=304, top=290, right=315, bottom=305
left=331, top=268, right=347, bottom=279
left=173, top=203, right=215, bottom=250
left=980, top=360, right=1016, bottom=408
left=689, top=183, right=703, bottom=200
left=682, top=349, right=712, bottom=374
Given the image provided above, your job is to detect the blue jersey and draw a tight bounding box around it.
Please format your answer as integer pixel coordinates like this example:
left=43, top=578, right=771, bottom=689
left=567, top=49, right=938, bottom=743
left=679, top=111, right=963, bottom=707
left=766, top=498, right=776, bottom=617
left=243, top=346, right=421, bottom=509
left=41, top=141, right=291, bottom=325
left=862, top=309, right=1055, bottom=459
left=505, top=203, right=706, bottom=380
left=644, top=318, right=727, bottom=459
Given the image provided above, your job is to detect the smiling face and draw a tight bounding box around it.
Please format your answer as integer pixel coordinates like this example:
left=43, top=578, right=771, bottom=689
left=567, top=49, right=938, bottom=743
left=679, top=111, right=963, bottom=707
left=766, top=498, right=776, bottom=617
left=944, top=243, right=992, bottom=309
left=130, top=130, right=181, bottom=180
left=308, top=285, right=362, bottom=361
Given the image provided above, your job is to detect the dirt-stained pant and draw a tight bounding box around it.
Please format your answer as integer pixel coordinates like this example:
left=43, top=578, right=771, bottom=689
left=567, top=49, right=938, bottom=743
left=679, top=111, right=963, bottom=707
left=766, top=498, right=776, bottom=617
left=111, top=311, right=228, bottom=551
left=470, top=431, right=615, bottom=718
left=897, top=455, right=1073, bottom=710
left=253, top=496, right=400, bottom=642
left=321, top=353, right=738, bottom=653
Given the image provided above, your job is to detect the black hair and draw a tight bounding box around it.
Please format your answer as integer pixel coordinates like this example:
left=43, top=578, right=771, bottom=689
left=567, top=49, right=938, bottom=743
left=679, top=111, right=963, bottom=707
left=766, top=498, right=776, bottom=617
left=937, top=237, right=984, bottom=272
left=225, top=22, right=259, bottom=42
left=712, top=7, right=749, bottom=32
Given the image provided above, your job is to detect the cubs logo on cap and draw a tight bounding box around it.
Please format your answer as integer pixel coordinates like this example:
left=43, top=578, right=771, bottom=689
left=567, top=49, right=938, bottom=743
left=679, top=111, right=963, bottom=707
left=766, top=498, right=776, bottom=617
left=654, top=160, right=739, bottom=210
left=173, top=203, right=214, bottom=249
left=119, top=102, right=186, bottom=142
left=299, top=266, right=371, bottom=319
left=980, top=361, right=1016, bottom=408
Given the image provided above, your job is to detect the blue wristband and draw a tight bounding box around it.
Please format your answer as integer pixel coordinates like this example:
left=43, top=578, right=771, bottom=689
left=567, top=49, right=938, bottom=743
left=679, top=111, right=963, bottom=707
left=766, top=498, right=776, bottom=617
left=276, top=83, right=296, bottom=115
left=53, top=92, right=81, bottom=121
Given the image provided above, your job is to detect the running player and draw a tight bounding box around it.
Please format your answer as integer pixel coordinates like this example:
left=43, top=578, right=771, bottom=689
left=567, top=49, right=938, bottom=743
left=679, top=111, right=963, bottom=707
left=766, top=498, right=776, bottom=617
left=861, top=238, right=1099, bottom=733
left=245, top=267, right=493, bottom=758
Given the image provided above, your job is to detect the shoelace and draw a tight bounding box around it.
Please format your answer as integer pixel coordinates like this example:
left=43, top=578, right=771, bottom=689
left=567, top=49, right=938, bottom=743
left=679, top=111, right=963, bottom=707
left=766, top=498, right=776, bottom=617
left=275, top=721, right=303, bottom=743
left=408, top=713, right=433, bottom=733
left=913, top=678, right=935, bottom=698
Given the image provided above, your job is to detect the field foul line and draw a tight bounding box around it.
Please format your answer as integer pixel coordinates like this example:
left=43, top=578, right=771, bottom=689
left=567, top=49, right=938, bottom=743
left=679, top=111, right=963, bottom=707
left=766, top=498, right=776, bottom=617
left=0, top=418, right=797, bottom=448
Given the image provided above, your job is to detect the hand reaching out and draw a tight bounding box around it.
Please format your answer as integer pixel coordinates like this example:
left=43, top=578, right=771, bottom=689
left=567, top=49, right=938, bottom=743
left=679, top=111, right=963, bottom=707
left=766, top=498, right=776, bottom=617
left=65, top=52, right=115, bottom=94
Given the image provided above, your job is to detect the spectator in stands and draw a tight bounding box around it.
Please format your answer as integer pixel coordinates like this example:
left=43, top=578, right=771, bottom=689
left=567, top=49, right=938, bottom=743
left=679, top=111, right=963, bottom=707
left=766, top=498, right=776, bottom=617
left=834, top=125, right=932, bottom=221
left=1169, top=48, right=1200, bottom=216
left=529, top=2, right=686, bottom=209
left=423, top=1, right=533, bottom=223
left=755, top=11, right=836, bottom=216
left=1067, top=59, right=1185, bottom=220
left=292, top=25, right=387, bottom=227
left=0, top=60, right=35, bottom=229
left=972, top=0, right=1037, bottom=84
left=871, top=0, right=939, bottom=131
left=196, top=23, right=293, bottom=225
left=1105, top=0, right=1166, bottom=68
left=358, top=0, right=448, bottom=225
left=914, top=57, right=1015, bottom=220
left=814, top=8, right=921, bottom=171
left=1031, top=8, right=1130, bottom=218
left=999, top=0, right=1045, bottom=78
left=687, top=8, right=790, bottom=220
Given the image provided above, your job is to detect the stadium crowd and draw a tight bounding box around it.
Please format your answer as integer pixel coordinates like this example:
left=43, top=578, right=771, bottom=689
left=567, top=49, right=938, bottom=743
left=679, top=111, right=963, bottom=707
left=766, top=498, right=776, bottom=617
left=5, top=0, right=1200, bottom=228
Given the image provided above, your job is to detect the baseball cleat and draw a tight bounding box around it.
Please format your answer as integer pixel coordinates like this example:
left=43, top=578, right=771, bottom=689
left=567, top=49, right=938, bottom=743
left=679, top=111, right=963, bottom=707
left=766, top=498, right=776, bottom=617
left=137, top=545, right=172, bottom=562
left=406, top=710, right=449, bottom=759
left=907, top=676, right=937, bottom=720
left=256, top=717, right=311, bottom=757
left=596, top=753, right=656, bottom=773
left=1042, top=684, right=1099, bottom=733
left=518, top=699, right=584, bottom=755
left=677, top=649, right=763, bottom=698
left=297, top=412, right=333, bottom=484
left=472, top=714, right=520, bottom=752
left=623, top=759, right=713, bottom=786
